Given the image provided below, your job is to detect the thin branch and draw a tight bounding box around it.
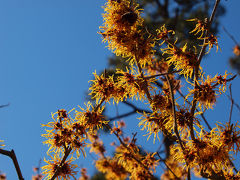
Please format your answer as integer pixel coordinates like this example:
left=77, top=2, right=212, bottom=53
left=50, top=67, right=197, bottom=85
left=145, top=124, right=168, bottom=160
left=123, top=90, right=178, bottom=142
left=187, top=167, right=191, bottom=180
left=190, top=0, right=221, bottom=140
left=226, top=94, right=240, bottom=112
left=108, top=101, right=151, bottom=121
left=122, top=101, right=140, bottom=110
left=154, top=0, right=162, bottom=9
left=177, top=90, right=212, bottom=131
left=166, top=75, right=192, bottom=179
left=50, top=147, right=72, bottom=180
left=222, top=26, right=239, bottom=46
left=165, top=75, right=185, bottom=151
left=212, top=75, right=237, bottom=88
left=94, top=97, right=105, bottom=112
left=106, top=124, right=154, bottom=178
left=122, top=101, right=151, bottom=113
left=108, top=110, right=137, bottom=121
left=144, top=70, right=181, bottom=80
left=0, top=103, right=10, bottom=109
left=135, top=56, right=152, bottom=102
left=228, top=84, right=234, bottom=124
left=0, top=149, right=24, bottom=180
left=156, top=152, right=181, bottom=180
left=197, top=0, right=221, bottom=64
left=50, top=97, right=105, bottom=179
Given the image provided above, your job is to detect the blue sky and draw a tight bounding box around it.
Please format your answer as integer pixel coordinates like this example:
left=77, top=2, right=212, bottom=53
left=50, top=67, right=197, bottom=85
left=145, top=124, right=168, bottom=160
left=0, top=0, right=239, bottom=179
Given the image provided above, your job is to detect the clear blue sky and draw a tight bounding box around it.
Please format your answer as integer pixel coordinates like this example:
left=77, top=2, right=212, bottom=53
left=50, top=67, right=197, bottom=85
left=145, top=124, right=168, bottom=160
left=0, top=0, right=239, bottom=179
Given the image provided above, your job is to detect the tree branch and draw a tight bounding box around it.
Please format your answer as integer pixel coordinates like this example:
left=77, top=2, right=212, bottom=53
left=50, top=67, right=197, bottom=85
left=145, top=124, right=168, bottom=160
left=228, top=84, right=234, bottom=124
left=0, top=149, right=24, bottom=180
left=165, top=76, right=185, bottom=151
left=50, top=147, right=72, bottom=180
left=190, top=0, right=221, bottom=140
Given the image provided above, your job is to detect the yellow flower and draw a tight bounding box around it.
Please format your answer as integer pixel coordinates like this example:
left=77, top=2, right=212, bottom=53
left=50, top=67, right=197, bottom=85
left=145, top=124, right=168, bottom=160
left=161, top=155, right=187, bottom=180
left=216, top=122, right=240, bottom=154
left=138, top=111, right=173, bottom=143
left=188, top=18, right=208, bottom=38
left=42, top=111, right=72, bottom=153
left=141, top=152, right=159, bottom=173
left=171, top=126, right=232, bottom=176
left=150, top=92, right=172, bottom=112
left=42, top=109, right=86, bottom=157
left=156, top=24, right=175, bottom=45
left=187, top=72, right=231, bottom=110
left=79, top=168, right=89, bottom=180
left=162, top=43, right=200, bottom=79
left=74, top=102, right=108, bottom=132
left=100, top=0, right=155, bottom=67
left=146, top=58, right=169, bottom=76
left=189, top=75, right=217, bottom=109
left=42, top=154, right=77, bottom=180
left=89, top=71, right=128, bottom=103
left=223, top=168, right=240, bottom=180
left=101, top=0, right=143, bottom=31
left=202, top=34, right=219, bottom=53
left=88, top=134, right=105, bottom=157
left=233, top=45, right=240, bottom=56
left=116, top=67, right=156, bottom=100
left=89, top=71, right=116, bottom=103
left=95, top=157, right=128, bottom=180
left=0, top=140, right=5, bottom=149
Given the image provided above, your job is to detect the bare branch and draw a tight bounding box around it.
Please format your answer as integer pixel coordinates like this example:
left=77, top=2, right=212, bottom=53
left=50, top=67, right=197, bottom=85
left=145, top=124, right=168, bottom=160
left=190, top=0, right=221, bottom=140
left=144, top=70, right=181, bottom=80
left=50, top=147, right=72, bottom=180
left=177, top=90, right=212, bottom=131
left=226, top=94, right=240, bottom=112
left=0, top=103, right=10, bottom=109
left=156, top=152, right=181, bottom=180
left=0, top=149, right=24, bottom=180
left=228, top=84, right=234, bottom=124
left=165, top=75, right=185, bottom=151
left=222, top=26, right=239, bottom=46
left=105, top=124, right=154, bottom=178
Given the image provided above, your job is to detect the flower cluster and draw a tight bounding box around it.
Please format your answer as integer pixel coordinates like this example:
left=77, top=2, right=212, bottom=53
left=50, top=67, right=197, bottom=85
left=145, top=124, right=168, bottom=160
left=100, top=0, right=155, bottom=67
left=39, top=0, right=238, bottom=179
left=171, top=122, right=240, bottom=178
left=188, top=18, right=219, bottom=53
left=187, top=72, right=232, bottom=109
left=42, top=105, right=107, bottom=179
left=162, top=42, right=199, bottom=79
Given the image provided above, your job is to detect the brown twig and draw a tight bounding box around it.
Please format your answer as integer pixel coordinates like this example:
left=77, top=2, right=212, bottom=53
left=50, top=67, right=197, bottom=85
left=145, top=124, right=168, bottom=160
left=144, top=70, right=181, bottom=80
left=94, top=97, right=105, bottom=112
left=226, top=94, right=240, bottom=113
left=228, top=84, right=234, bottom=124
left=166, top=75, right=192, bottom=179
left=222, top=26, right=239, bottom=46
left=50, top=146, right=72, bottom=180
left=197, top=0, right=221, bottom=64
left=106, top=124, right=154, bottom=178
left=0, top=149, right=24, bottom=180
left=108, top=101, right=151, bottom=121
left=0, top=103, right=10, bottom=108
left=177, top=90, right=212, bottom=131
left=156, top=152, right=181, bottom=180
left=165, top=75, right=185, bottom=151
left=135, top=56, right=152, bottom=102
left=190, top=0, right=221, bottom=140
left=50, top=97, right=105, bottom=179
left=122, top=101, right=151, bottom=113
